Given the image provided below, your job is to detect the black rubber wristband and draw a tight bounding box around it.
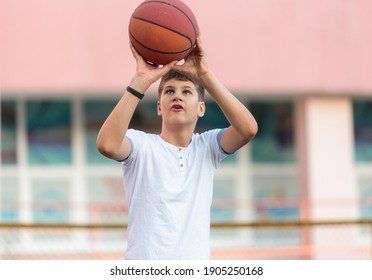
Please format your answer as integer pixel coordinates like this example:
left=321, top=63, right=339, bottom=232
left=127, top=86, right=145, bottom=100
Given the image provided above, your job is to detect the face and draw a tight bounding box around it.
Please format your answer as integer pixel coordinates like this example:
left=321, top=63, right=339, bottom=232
left=157, top=78, right=205, bottom=127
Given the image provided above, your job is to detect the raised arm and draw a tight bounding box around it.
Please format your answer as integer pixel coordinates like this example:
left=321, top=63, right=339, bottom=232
left=173, top=38, right=258, bottom=154
left=199, top=71, right=258, bottom=154
left=96, top=44, right=176, bottom=160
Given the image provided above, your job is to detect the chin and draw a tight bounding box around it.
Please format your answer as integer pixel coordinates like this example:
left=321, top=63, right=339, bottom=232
left=166, top=118, right=191, bottom=127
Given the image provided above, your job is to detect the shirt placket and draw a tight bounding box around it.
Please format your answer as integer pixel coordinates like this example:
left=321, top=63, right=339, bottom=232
left=178, top=147, right=186, bottom=173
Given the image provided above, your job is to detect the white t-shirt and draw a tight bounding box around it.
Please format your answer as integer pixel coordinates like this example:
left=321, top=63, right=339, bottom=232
left=121, top=128, right=228, bottom=259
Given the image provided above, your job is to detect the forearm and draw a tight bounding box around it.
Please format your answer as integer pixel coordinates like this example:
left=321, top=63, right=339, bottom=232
left=200, top=71, right=258, bottom=139
left=96, top=78, right=150, bottom=158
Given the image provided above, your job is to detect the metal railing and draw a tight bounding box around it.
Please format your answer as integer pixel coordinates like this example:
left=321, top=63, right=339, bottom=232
left=1, top=219, right=371, bottom=260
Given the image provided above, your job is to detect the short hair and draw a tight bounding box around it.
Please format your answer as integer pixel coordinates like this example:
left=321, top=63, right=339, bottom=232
left=158, top=70, right=205, bottom=101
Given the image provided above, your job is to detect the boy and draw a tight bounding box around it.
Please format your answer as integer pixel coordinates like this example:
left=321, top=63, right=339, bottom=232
left=96, top=38, right=258, bottom=259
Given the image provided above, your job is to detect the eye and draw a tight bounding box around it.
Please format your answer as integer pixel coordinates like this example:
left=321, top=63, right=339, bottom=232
left=165, top=89, right=174, bottom=95
left=183, top=90, right=192, bottom=95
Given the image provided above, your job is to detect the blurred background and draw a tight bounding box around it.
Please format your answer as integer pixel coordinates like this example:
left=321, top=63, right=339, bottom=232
left=1, top=0, right=372, bottom=259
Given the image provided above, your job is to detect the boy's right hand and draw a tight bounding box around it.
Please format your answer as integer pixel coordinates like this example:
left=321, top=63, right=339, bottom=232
left=129, top=43, right=177, bottom=93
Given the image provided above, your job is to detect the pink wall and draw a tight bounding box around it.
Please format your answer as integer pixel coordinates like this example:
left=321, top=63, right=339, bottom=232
left=1, top=0, right=372, bottom=94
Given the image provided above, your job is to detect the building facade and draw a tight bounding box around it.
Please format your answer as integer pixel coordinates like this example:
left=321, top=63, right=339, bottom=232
left=1, top=0, right=372, bottom=259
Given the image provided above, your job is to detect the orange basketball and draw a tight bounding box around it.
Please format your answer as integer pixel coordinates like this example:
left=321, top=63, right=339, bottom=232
left=129, top=0, right=199, bottom=65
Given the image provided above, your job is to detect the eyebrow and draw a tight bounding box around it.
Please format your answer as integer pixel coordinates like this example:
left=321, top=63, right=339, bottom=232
left=164, top=85, right=194, bottom=91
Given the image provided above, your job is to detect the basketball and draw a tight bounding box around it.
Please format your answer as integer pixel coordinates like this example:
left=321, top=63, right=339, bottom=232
left=129, top=0, right=199, bottom=65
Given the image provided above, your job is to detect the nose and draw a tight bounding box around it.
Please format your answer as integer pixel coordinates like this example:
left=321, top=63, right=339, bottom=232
left=172, top=91, right=183, bottom=101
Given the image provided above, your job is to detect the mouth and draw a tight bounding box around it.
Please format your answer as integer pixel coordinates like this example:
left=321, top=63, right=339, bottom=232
left=171, top=104, right=184, bottom=111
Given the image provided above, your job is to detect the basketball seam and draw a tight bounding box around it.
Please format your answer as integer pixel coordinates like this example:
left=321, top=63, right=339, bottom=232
left=129, top=32, right=191, bottom=55
left=135, top=0, right=197, bottom=43
left=131, top=16, right=193, bottom=50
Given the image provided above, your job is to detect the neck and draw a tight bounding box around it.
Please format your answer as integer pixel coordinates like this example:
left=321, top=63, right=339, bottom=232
left=160, top=124, right=195, bottom=147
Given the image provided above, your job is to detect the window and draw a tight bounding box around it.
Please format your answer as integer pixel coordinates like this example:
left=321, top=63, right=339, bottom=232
left=249, top=101, right=299, bottom=244
left=353, top=101, right=372, bottom=162
left=252, top=174, right=299, bottom=221
left=359, top=176, right=372, bottom=219
left=249, top=102, right=295, bottom=163
left=353, top=100, right=372, bottom=223
left=26, top=101, right=72, bottom=165
left=87, top=176, right=127, bottom=223
left=1, top=177, right=19, bottom=222
left=87, top=176, right=127, bottom=241
left=252, top=173, right=300, bottom=245
left=32, top=179, right=69, bottom=223
left=1, top=100, right=17, bottom=165
left=211, top=178, right=235, bottom=222
left=84, top=100, right=118, bottom=165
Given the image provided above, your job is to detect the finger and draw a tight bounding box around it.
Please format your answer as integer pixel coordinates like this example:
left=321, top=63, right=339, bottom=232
left=171, top=64, right=189, bottom=78
left=129, top=42, right=139, bottom=58
left=196, top=37, right=204, bottom=52
left=129, top=42, right=146, bottom=63
left=171, top=63, right=181, bottom=71
left=169, top=60, right=184, bottom=70
left=146, top=60, right=159, bottom=68
left=163, top=60, right=178, bottom=72
left=196, top=35, right=202, bottom=46
left=152, top=61, right=177, bottom=81
left=130, top=43, right=150, bottom=67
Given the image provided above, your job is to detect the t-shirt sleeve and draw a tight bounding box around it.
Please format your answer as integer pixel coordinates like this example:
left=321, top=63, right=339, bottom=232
left=121, top=129, right=146, bottom=166
left=201, top=128, right=231, bottom=168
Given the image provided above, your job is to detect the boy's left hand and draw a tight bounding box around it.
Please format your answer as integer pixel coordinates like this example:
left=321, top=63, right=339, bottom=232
left=172, top=36, right=209, bottom=84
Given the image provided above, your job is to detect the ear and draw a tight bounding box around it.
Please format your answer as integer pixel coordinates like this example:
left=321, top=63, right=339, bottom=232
left=198, top=101, right=205, bottom=117
left=157, top=100, right=162, bottom=116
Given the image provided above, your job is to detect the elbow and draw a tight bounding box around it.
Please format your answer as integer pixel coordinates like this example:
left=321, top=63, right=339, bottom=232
left=251, top=120, right=258, bottom=138
left=243, top=120, right=258, bottom=142
left=96, top=137, right=116, bottom=159
left=96, top=139, right=108, bottom=157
